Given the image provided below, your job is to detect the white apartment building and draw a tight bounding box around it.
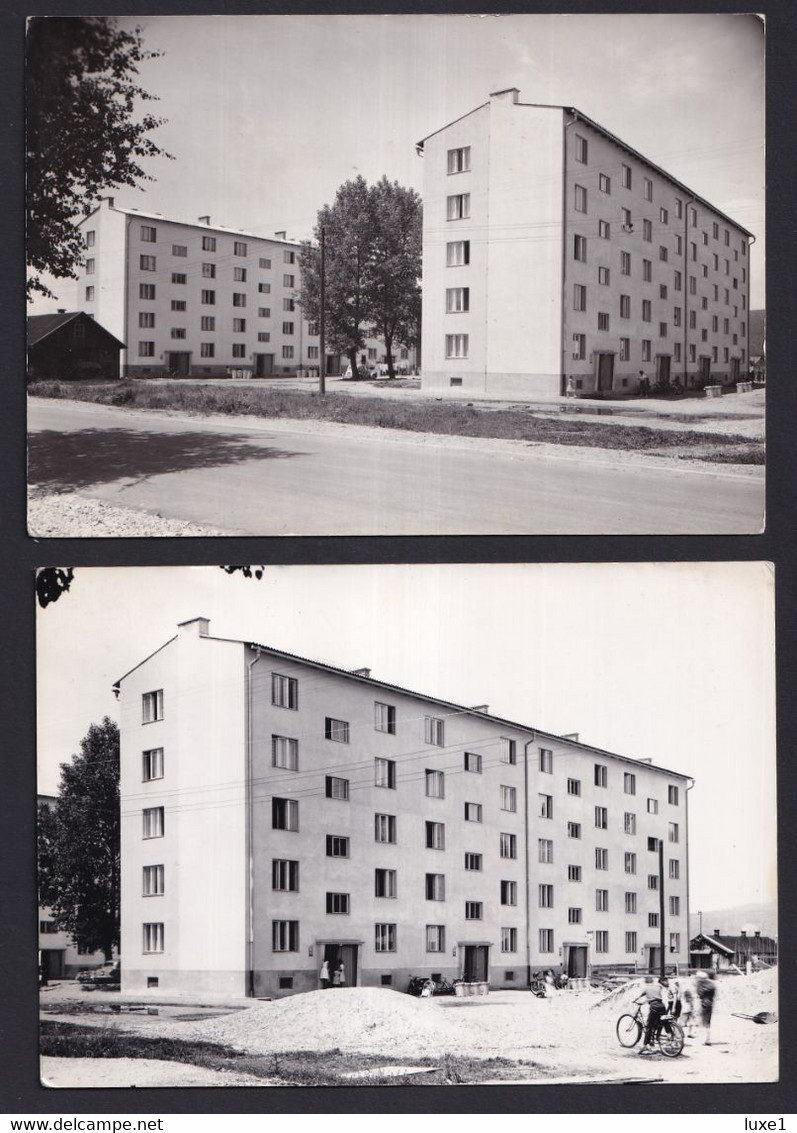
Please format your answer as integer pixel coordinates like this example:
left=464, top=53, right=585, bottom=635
left=117, top=618, right=690, bottom=998
left=418, top=88, right=754, bottom=399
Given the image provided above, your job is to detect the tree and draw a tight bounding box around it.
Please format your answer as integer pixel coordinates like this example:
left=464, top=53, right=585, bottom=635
left=37, top=718, right=120, bottom=960
left=26, top=17, right=171, bottom=299
left=363, top=177, right=422, bottom=379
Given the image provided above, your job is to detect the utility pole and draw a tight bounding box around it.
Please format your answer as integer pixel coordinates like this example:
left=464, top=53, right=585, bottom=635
left=658, top=838, right=666, bottom=979
left=319, top=226, right=326, bottom=397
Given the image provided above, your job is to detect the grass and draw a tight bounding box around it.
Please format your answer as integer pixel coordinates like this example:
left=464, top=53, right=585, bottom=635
left=40, top=1020, right=546, bottom=1085
left=29, top=379, right=764, bottom=464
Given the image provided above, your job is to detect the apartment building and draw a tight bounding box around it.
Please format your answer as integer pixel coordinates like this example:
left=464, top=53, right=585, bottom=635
left=116, top=618, right=690, bottom=998
left=59, top=198, right=322, bottom=378
left=418, top=88, right=754, bottom=399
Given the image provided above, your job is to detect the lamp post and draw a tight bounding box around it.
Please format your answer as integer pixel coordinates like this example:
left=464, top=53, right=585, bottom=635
left=319, top=226, right=326, bottom=397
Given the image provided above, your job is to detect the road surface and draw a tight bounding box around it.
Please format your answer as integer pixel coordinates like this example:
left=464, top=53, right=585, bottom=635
left=28, top=398, right=765, bottom=535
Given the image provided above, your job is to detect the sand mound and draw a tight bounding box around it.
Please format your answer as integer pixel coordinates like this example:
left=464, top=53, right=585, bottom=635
left=185, top=986, right=459, bottom=1058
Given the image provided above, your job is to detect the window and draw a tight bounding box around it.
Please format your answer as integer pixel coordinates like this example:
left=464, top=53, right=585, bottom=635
left=673, top=307, right=681, bottom=328
left=465, top=901, right=482, bottom=920
left=575, top=135, right=588, bottom=163
left=620, top=294, right=631, bottom=319
left=621, top=163, right=632, bottom=188
left=201, top=235, right=216, bottom=251
left=568, top=907, right=582, bottom=925
left=231, top=293, right=247, bottom=310
left=689, top=311, right=697, bottom=330
left=272, top=859, right=299, bottom=891
left=142, top=689, right=164, bottom=723
left=648, top=874, right=659, bottom=891
left=501, top=880, right=517, bottom=906
left=426, top=821, right=445, bottom=850
left=624, top=812, right=636, bottom=835
left=675, top=235, right=683, bottom=255
left=142, top=807, right=164, bottom=839
left=501, top=927, right=518, bottom=953
left=574, top=184, right=587, bottom=213
left=599, top=220, right=610, bottom=240
left=669, top=895, right=681, bottom=917
left=326, top=892, right=350, bottom=915
left=598, top=172, right=611, bottom=194
left=170, top=328, right=187, bottom=340
left=501, top=832, right=517, bottom=859
left=625, top=891, right=637, bottom=914
left=283, top=273, right=295, bottom=288
left=171, top=273, right=186, bottom=285
left=674, top=343, right=682, bottom=363
left=668, top=785, right=680, bottom=806
left=595, top=890, right=609, bottom=912
left=539, top=883, right=554, bottom=909
left=595, top=847, right=608, bottom=870
left=272, top=735, right=298, bottom=771
left=170, top=244, right=187, bottom=258
left=689, top=207, right=697, bottom=228
left=647, top=798, right=658, bottom=814
left=538, top=837, right=554, bottom=863
left=598, top=266, right=610, bottom=286
left=625, top=931, right=638, bottom=954
left=670, top=932, right=681, bottom=953
left=572, top=333, right=586, bottom=360
left=642, top=177, right=653, bottom=202
left=568, top=865, right=582, bottom=882
left=272, top=920, right=299, bottom=951
left=621, top=251, right=631, bottom=276
left=642, top=299, right=652, bottom=322
left=141, top=225, right=157, bottom=242
left=594, top=763, right=607, bottom=788
left=375, top=813, right=397, bottom=843
left=142, top=748, right=164, bottom=781
left=595, top=806, right=608, bottom=830
left=447, top=240, right=470, bottom=266
left=660, top=207, right=669, bottom=225
left=447, top=146, right=471, bottom=174
left=325, top=776, right=349, bottom=801
left=674, top=270, right=682, bottom=292
left=597, top=311, right=609, bottom=332
left=573, top=284, right=587, bottom=312
left=539, top=928, right=554, bottom=953
left=139, top=283, right=156, bottom=301
left=464, top=751, right=482, bottom=773
left=282, top=346, right=294, bottom=360
left=574, top=235, right=587, bottom=262
left=425, top=716, right=445, bottom=746
left=232, top=344, right=246, bottom=359
left=669, top=859, right=680, bottom=880
left=642, top=340, right=652, bottom=363
left=376, top=923, right=397, bottom=952
left=620, top=338, right=630, bottom=362
left=642, top=219, right=652, bottom=243
left=539, top=794, right=553, bottom=819
left=625, top=851, right=637, bottom=874
left=423, top=924, right=445, bottom=953
left=201, top=290, right=216, bottom=305
left=375, top=868, right=397, bottom=898
left=84, top=258, right=96, bottom=275
left=500, top=738, right=517, bottom=765
left=465, top=852, right=482, bottom=871
left=565, top=779, right=582, bottom=799
left=324, top=717, right=349, bottom=743
left=139, top=311, right=155, bottom=329
left=425, top=873, right=446, bottom=901
left=272, top=798, right=299, bottom=830
left=140, top=254, right=156, bottom=272
left=171, top=300, right=186, bottom=312
left=445, top=334, right=468, bottom=359
left=368, top=701, right=396, bottom=735
left=138, top=341, right=155, bottom=357
left=643, top=259, right=652, bottom=281
left=447, top=193, right=470, bottom=220
left=659, top=245, right=668, bottom=263
left=647, top=836, right=660, bottom=852
left=143, top=865, right=164, bottom=896
left=501, top=785, right=517, bottom=812
left=593, top=930, right=608, bottom=954
left=689, top=276, right=697, bottom=295
left=659, top=322, right=668, bottom=338
left=464, top=802, right=482, bottom=823
left=425, top=769, right=445, bottom=799
left=567, top=822, right=581, bottom=839
left=374, top=758, right=396, bottom=789
left=143, top=923, right=164, bottom=953
left=668, top=822, right=679, bottom=843
left=326, top=835, right=349, bottom=858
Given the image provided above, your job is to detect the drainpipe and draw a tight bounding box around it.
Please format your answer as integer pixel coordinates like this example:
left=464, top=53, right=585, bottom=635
left=682, top=197, right=695, bottom=386
left=561, top=112, right=579, bottom=396
left=523, top=735, right=536, bottom=987
left=685, top=776, right=695, bottom=972
left=246, top=646, right=262, bottom=997
left=123, top=212, right=131, bottom=378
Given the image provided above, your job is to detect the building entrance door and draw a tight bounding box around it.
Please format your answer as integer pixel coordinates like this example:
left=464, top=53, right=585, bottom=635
left=463, top=945, right=489, bottom=982
left=40, top=949, right=64, bottom=980
left=566, top=945, right=588, bottom=978
left=254, top=353, right=274, bottom=377
left=656, top=355, right=671, bottom=384
left=730, top=357, right=740, bottom=383
left=596, top=353, right=615, bottom=392
left=699, top=356, right=711, bottom=384
left=323, top=943, right=358, bottom=987
left=167, top=352, right=190, bottom=376
left=648, top=946, right=662, bottom=973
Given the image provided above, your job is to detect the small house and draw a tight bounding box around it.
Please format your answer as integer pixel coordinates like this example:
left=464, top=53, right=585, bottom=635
left=27, top=310, right=123, bottom=381
left=690, top=929, right=777, bottom=971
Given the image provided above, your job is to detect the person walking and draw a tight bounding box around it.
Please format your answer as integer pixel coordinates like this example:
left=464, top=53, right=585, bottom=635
left=696, top=971, right=717, bottom=1045
left=335, top=962, right=347, bottom=988
left=319, top=959, right=331, bottom=990
left=681, top=983, right=696, bottom=1037
left=635, top=976, right=667, bottom=1055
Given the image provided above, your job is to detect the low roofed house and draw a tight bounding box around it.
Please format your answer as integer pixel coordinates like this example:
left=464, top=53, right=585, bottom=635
left=690, top=928, right=777, bottom=971
left=27, top=310, right=124, bottom=381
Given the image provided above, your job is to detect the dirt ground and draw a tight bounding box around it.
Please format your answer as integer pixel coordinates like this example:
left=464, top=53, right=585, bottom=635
left=40, top=970, right=777, bottom=1088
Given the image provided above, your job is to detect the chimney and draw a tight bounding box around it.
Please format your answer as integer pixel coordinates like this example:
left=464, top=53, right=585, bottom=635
left=198, top=216, right=211, bottom=225
left=470, top=705, right=489, bottom=714
left=101, top=196, right=115, bottom=208
left=561, top=732, right=579, bottom=742
left=740, top=930, right=746, bottom=937
left=178, top=616, right=210, bottom=637
left=490, top=87, right=520, bottom=104
left=274, top=230, right=287, bottom=239
left=714, top=929, right=721, bottom=938
left=57, top=308, right=66, bottom=314
left=352, top=667, right=371, bottom=678
left=754, top=930, right=761, bottom=937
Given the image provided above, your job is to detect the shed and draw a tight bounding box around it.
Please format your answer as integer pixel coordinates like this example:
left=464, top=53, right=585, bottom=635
left=690, top=929, right=777, bottom=971
left=27, top=311, right=123, bottom=381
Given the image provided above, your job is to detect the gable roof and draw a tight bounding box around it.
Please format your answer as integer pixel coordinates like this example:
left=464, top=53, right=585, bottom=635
left=27, top=311, right=125, bottom=349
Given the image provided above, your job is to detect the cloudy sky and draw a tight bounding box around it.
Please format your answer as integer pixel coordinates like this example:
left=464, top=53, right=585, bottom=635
left=37, top=563, right=775, bottom=916
left=33, top=12, right=765, bottom=310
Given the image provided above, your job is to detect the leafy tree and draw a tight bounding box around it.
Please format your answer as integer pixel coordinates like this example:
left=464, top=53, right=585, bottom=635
left=26, top=17, right=171, bottom=299
left=37, top=718, right=120, bottom=960
left=364, top=177, right=422, bottom=379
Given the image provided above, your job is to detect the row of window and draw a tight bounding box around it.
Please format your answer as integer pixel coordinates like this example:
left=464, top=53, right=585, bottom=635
left=135, top=258, right=296, bottom=289
left=124, top=224, right=298, bottom=263
left=137, top=343, right=299, bottom=360
left=538, top=837, right=680, bottom=876
left=537, top=882, right=681, bottom=913
left=572, top=335, right=746, bottom=367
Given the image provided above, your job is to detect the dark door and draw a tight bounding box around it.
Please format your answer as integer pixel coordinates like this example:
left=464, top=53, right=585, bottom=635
left=167, top=352, right=190, bottom=376
left=254, top=353, right=274, bottom=377
left=567, top=945, right=587, bottom=978
left=730, top=357, right=740, bottom=382
left=648, top=946, right=661, bottom=973
left=323, top=943, right=358, bottom=987
left=463, top=945, right=488, bottom=982
left=41, top=949, right=64, bottom=980
left=597, top=353, right=614, bottom=392
left=699, top=356, right=711, bottom=383
left=656, top=355, right=671, bottom=384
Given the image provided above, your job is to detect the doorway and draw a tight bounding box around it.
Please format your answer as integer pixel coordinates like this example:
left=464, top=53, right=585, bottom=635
left=40, top=949, right=64, bottom=980
left=167, top=352, right=190, bottom=376
left=699, top=355, right=711, bottom=384
left=566, top=945, right=588, bottom=979
left=323, top=943, right=358, bottom=987
left=730, top=357, right=740, bottom=383
left=596, top=352, right=615, bottom=393
left=648, top=946, right=662, bottom=973
left=463, top=945, right=489, bottom=982
left=254, top=353, right=274, bottom=377
left=655, top=354, right=671, bottom=384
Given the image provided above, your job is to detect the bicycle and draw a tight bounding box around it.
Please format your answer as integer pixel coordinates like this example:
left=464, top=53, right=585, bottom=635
left=616, top=1002, right=685, bottom=1057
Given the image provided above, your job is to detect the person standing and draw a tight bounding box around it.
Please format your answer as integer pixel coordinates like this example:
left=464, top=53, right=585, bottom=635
left=635, top=976, right=667, bottom=1055
left=336, top=962, right=347, bottom=988
left=319, top=959, right=331, bottom=990
left=696, top=971, right=717, bottom=1045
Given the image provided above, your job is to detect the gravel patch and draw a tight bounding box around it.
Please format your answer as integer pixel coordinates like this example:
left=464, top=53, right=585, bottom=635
left=28, top=492, right=233, bottom=537
left=41, top=1055, right=273, bottom=1088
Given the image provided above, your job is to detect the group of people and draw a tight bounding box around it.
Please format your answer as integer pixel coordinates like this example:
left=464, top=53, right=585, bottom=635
left=635, top=970, right=717, bottom=1054
left=318, top=960, right=346, bottom=989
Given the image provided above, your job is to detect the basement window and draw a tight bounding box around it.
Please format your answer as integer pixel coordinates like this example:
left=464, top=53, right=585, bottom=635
left=147, top=977, right=159, bottom=988
left=450, top=377, right=463, bottom=387
left=279, top=977, right=294, bottom=990
left=381, top=974, right=393, bottom=986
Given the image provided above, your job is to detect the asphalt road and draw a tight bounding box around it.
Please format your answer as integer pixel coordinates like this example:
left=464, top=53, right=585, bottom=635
left=28, top=399, right=765, bottom=535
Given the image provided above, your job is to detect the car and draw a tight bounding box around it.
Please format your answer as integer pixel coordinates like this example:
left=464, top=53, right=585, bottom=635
left=76, top=960, right=120, bottom=987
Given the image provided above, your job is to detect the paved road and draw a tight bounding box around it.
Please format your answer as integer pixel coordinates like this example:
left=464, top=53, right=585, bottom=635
left=28, top=399, right=765, bottom=535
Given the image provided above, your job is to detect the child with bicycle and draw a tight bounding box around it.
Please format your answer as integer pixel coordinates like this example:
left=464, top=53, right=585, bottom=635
left=634, top=975, right=668, bottom=1055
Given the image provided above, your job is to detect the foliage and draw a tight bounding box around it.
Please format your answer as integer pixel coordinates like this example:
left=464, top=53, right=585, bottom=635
left=36, top=568, right=74, bottom=607
left=221, top=566, right=265, bottom=581
left=38, top=718, right=120, bottom=959
left=365, top=177, right=422, bottom=378
left=26, top=17, right=171, bottom=299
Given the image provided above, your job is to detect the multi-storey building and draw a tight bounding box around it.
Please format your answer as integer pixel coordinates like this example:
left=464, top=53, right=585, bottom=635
left=418, top=88, right=754, bottom=399
left=117, top=617, right=690, bottom=998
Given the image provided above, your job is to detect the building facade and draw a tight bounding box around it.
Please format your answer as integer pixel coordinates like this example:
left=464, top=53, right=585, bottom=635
left=418, top=88, right=753, bottom=399
left=117, top=618, right=690, bottom=998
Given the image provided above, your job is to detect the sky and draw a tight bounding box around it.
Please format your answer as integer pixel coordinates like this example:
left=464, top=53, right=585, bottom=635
left=36, top=562, right=776, bottom=917
left=31, top=12, right=765, bottom=310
